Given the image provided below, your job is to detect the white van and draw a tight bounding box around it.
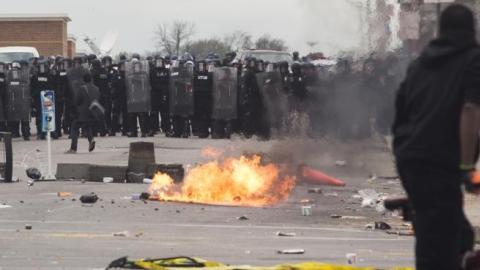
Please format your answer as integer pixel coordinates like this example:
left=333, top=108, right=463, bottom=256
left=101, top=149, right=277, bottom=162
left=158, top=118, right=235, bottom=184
left=0, top=46, right=40, bottom=63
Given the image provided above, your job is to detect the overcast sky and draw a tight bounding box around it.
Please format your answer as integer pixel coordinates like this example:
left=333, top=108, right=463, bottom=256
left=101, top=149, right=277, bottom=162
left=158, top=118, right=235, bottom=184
left=5, top=0, right=374, bottom=56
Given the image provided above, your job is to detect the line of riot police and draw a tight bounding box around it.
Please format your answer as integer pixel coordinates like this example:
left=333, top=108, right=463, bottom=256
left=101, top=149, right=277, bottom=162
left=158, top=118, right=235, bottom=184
left=0, top=51, right=401, bottom=142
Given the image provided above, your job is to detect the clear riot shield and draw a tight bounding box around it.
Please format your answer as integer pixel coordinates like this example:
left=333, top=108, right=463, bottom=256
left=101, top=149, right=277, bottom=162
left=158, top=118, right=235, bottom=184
left=125, top=60, right=152, bottom=113
left=169, top=63, right=194, bottom=116
left=256, top=70, right=288, bottom=125
left=6, top=68, right=31, bottom=121
left=212, top=67, right=238, bottom=120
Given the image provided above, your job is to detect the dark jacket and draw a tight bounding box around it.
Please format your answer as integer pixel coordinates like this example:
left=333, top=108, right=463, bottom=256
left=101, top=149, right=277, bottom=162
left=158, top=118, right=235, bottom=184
left=392, top=32, right=480, bottom=169
left=74, top=82, right=100, bottom=122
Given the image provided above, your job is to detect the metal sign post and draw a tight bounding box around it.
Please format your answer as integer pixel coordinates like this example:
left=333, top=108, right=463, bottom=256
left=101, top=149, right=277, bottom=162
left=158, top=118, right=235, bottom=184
left=40, top=90, right=56, bottom=180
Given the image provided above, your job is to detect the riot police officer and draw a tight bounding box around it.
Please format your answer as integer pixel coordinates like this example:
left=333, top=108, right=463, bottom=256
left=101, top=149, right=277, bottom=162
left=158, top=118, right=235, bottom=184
left=111, top=61, right=128, bottom=136
left=0, top=62, right=7, bottom=132
left=149, top=56, right=171, bottom=136
left=6, top=61, right=31, bottom=140
left=31, top=59, right=55, bottom=140
left=53, top=58, right=70, bottom=138
left=192, top=60, right=212, bottom=138
left=91, top=59, right=111, bottom=136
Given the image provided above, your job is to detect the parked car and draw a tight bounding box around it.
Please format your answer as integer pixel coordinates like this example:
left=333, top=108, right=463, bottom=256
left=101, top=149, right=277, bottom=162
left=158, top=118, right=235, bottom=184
left=0, top=46, right=40, bottom=63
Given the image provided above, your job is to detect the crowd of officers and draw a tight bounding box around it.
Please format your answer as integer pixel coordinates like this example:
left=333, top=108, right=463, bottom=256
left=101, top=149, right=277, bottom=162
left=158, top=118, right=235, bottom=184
left=0, top=51, right=401, bottom=142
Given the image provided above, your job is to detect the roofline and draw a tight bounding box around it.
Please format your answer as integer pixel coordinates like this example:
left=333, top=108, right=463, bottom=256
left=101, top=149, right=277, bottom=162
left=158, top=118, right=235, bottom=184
left=0, top=14, right=71, bottom=22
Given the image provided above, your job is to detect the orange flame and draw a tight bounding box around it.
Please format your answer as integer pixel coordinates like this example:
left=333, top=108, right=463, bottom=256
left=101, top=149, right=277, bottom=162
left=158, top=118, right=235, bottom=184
left=148, top=154, right=296, bottom=207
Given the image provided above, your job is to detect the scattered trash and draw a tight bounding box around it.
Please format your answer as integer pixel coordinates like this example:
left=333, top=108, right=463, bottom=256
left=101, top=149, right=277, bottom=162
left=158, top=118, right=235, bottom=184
left=374, top=221, right=392, bottom=230
left=335, top=160, right=347, bottom=167
left=0, top=205, right=12, bottom=209
left=300, top=199, right=312, bottom=204
left=142, top=178, right=153, bottom=184
left=346, top=253, right=357, bottom=265
left=140, top=192, right=150, bottom=200
left=330, top=214, right=342, bottom=219
left=277, top=249, right=305, bottom=255
left=366, top=174, right=378, bottom=183
left=25, top=224, right=32, bottom=230
left=301, top=205, right=312, bottom=216
left=324, top=192, right=338, bottom=197
left=358, top=189, right=379, bottom=208
left=237, top=215, right=249, bottom=220
left=134, top=232, right=144, bottom=237
left=57, top=192, right=72, bottom=198
left=26, top=167, right=42, bottom=180
left=365, top=224, right=374, bottom=230
left=27, top=180, right=34, bottom=187
left=375, top=203, right=386, bottom=214
left=113, top=231, right=129, bottom=237
left=276, top=232, right=296, bottom=237
left=308, top=188, right=322, bottom=194
left=103, top=177, right=114, bottom=183
left=79, top=193, right=99, bottom=204
left=341, top=216, right=367, bottom=220
left=386, top=230, right=414, bottom=236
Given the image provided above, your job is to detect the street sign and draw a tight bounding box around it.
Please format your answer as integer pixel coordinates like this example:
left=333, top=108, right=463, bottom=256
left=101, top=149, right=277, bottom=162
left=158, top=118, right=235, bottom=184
left=40, top=90, right=55, bottom=180
left=40, top=90, right=55, bottom=132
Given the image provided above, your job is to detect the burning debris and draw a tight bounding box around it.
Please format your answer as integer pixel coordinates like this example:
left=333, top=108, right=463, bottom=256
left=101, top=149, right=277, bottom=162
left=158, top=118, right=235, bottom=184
left=148, top=154, right=296, bottom=207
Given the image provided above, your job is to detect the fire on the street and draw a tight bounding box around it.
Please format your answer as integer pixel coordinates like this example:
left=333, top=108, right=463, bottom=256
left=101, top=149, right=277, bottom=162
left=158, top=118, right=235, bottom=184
left=148, top=154, right=296, bottom=207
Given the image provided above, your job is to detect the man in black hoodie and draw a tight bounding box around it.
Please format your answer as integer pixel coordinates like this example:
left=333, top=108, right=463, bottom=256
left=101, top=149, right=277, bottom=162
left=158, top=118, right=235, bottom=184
left=393, top=4, right=480, bottom=269
left=66, top=74, right=98, bottom=153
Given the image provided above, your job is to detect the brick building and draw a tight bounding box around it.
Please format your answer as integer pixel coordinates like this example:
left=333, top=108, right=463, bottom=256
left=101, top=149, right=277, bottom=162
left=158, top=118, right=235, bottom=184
left=0, top=14, right=75, bottom=57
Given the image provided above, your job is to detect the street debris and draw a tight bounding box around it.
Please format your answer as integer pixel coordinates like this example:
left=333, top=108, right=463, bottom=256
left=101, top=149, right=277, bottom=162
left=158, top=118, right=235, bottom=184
left=301, top=205, right=312, bottom=216
left=25, top=224, right=32, bottom=230
left=366, top=222, right=396, bottom=231
left=386, top=230, right=414, bottom=236
left=276, top=232, right=296, bottom=237
left=134, top=232, right=143, bottom=237
left=346, top=253, right=357, bottom=265
left=358, top=189, right=379, bottom=208
left=330, top=214, right=342, bottom=219
left=103, top=177, right=114, bottom=183
left=335, top=160, right=347, bottom=167
left=237, top=215, right=249, bottom=220
left=277, top=249, right=305, bottom=255
left=131, top=192, right=150, bottom=201
left=142, top=178, right=153, bottom=184
left=27, top=180, right=34, bottom=187
left=26, top=167, right=42, bottom=180
left=341, top=216, right=367, bottom=220
left=79, top=193, right=99, bottom=204
left=57, top=192, right=72, bottom=198
left=113, top=231, right=129, bottom=237
left=140, top=192, right=150, bottom=200
left=299, top=199, right=312, bottom=204
left=307, top=188, right=322, bottom=194
left=0, top=204, right=12, bottom=209
left=324, top=192, right=338, bottom=197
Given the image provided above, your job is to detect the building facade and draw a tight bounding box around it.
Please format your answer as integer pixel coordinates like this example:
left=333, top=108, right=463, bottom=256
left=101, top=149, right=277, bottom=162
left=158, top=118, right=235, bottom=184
left=0, top=14, right=74, bottom=57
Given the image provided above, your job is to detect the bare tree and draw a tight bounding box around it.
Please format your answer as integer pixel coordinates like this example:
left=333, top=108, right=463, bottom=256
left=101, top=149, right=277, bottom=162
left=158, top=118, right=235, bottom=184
left=184, top=38, right=231, bottom=59
left=255, top=34, right=288, bottom=51
left=155, top=20, right=196, bottom=55
left=223, top=31, right=253, bottom=51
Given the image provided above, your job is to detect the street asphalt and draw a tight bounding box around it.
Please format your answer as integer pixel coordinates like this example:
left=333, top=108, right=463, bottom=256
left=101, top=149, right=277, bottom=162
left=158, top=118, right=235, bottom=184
left=0, top=133, right=469, bottom=269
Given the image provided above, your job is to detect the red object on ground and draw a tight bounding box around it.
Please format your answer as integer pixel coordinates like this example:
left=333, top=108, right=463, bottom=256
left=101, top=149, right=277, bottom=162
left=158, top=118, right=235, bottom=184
left=300, top=166, right=346, bottom=187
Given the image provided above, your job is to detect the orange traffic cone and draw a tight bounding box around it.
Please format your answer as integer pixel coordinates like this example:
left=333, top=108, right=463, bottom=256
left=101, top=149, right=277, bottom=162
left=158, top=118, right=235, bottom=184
left=300, top=165, right=346, bottom=187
